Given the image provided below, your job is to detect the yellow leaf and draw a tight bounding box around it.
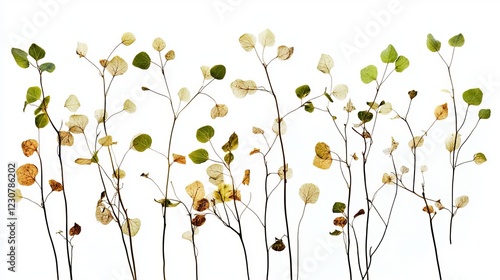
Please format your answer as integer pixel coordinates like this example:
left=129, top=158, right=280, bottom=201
left=21, top=139, right=38, bottom=157
left=382, top=173, right=395, bottom=184
left=186, top=181, right=205, bottom=203
left=252, top=127, right=264, bottom=134
left=239, top=33, right=256, bottom=51
left=14, top=189, right=23, bottom=202
left=182, top=227, right=199, bottom=241
left=313, top=156, right=332, bottom=169
left=16, top=164, right=38, bottom=186
left=445, top=133, right=461, bottom=152
left=98, top=135, right=115, bottom=146
left=106, top=56, right=128, bottom=76
left=59, top=131, right=74, bottom=146
left=434, top=103, right=448, bottom=120
left=113, top=169, right=126, bottom=179
left=299, top=183, right=320, bottom=204
left=178, top=87, right=190, bottom=102
left=49, top=179, right=63, bottom=192
left=455, top=195, right=469, bottom=208
left=121, top=32, right=136, bottom=46
left=123, top=99, right=136, bottom=113
left=165, top=50, right=175, bottom=60
left=242, top=169, right=250, bottom=185
left=75, top=158, right=92, bottom=165
left=213, top=183, right=240, bottom=203
left=408, top=136, right=424, bottom=149
left=152, top=37, right=166, bottom=51
left=121, top=218, right=141, bottom=236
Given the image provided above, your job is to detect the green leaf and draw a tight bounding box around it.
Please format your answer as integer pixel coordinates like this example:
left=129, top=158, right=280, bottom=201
left=295, top=84, right=311, bottom=99
left=324, top=92, right=334, bottom=103
left=380, top=44, right=398, bottom=63
left=332, top=202, right=346, bottom=213
left=210, top=65, right=226, bottom=80
left=462, top=88, right=483, bottom=106
left=304, top=101, right=314, bottom=113
left=132, top=134, right=152, bottom=152
left=360, top=65, right=378, bottom=84
left=155, top=198, right=180, bottom=208
left=221, top=132, right=238, bottom=152
left=224, top=152, right=234, bottom=165
left=395, top=55, right=410, bottom=72
left=426, top=34, right=441, bottom=52
left=28, top=43, right=45, bottom=61
left=35, top=96, right=50, bottom=115
left=26, top=86, right=42, bottom=103
left=357, top=110, right=374, bottom=123
left=40, top=62, right=55, bottom=73
left=196, top=125, right=215, bottom=143
left=478, top=109, right=491, bottom=119
left=189, top=149, right=209, bottom=164
left=11, top=48, right=30, bottom=68
left=132, top=52, right=151, bottom=70
left=91, top=152, right=99, bottom=164
left=448, top=33, right=465, bottom=47
left=35, top=113, right=49, bottom=128
left=329, top=230, right=342, bottom=236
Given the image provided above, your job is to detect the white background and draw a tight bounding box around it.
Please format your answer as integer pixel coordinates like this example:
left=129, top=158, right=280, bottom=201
left=1, top=0, right=499, bottom=279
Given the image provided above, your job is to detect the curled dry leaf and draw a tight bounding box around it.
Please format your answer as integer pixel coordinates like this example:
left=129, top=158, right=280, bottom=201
left=113, top=169, right=126, bottom=179
left=271, top=238, right=286, bottom=252
left=213, top=183, right=241, bottom=203
left=249, top=148, right=260, bottom=155
left=206, top=164, right=224, bottom=186
left=313, top=142, right=333, bottom=170
left=353, top=209, right=365, bottom=219
left=165, top=50, right=175, bottom=60
left=172, top=154, right=186, bottom=164
left=49, top=179, right=63, bottom=192
left=21, top=139, right=38, bottom=157
left=242, top=169, right=251, bottom=185
left=333, top=217, right=347, bottom=228
left=76, top=42, right=88, bottom=58
left=252, top=127, right=264, bottom=134
left=59, top=131, right=74, bottom=146
left=191, top=214, right=206, bottom=227
left=98, top=135, right=115, bottom=147
left=121, top=218, right=141, bottom=237
left=69, top=223, right=81, bottom=236
left=434, top=103, right=448, bottom=120
left=344, top=99, right=356, bottom=113
left=422, top=205, right=435, bottom=214
left=400, top=166, right=409, bottom=174
left=95, top=203, right=113, bottom=225
left=16, top=164, right=38, bottom=186
left=299, top=183, right=320, bottom=204
left=210, top=104, right=228, bottom=119
left=277, top=45, right=294, bottom=60
left=435, top=200, right=445, bottom=210
left=75, top=158, right=92, bottom=165
left=194, top=198, right=210, bottom=212
left=382, top=173, right=395, bottom=184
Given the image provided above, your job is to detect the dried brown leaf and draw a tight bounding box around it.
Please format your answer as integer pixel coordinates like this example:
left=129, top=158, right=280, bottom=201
left=16, top=164, right=38, bottom=186
left=21, top=139, right=38, bottom=156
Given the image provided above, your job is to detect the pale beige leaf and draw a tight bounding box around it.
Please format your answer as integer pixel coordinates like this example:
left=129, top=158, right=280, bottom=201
left=278, top=164, right=293, bottom=180
left=455, top=195, right=469, bottom=208
left=445, top=133, right=461, bottom=152
left=259, top=29, right=275, bottom=47
left=95, top=204, right=113, bottom=225
left=121, top=32, right=136, bottom=46
left=408, top=136, right=424, bottom=149
left=186, top=181, right=205, bottom=202
left=182, top=227, right=199, bottom=241
left=178, top=87, right=190, bottom=102
left=239, top=33, right=256, bottom=51
left=64, top=94, right=80, bottom=112
left=106, top=56, right=128, bottom=76
left=299, top=183, right=320, bottom=204
left=16, top=163, right=38, bottom=186
left=379, top=102, right=392, bottom=115
left=200, top=66, right=212, bottom=80
left=152, top=37, right=166, bottom=51
left=94, top=109, right=108, bottom=124
left=272, top=118, right=287, bottom=135
left=66, top=114, right=89, bottom=134
left=98, top=135, right=115, bottom=146
left=344, top=99, right=356, bottom=112
left=14, top=189, right=23, bottom=202
left=252, top=127, right=264, bottom=134
left=121, top=218, right=141, bottom=236
left=332, top=84, right=348, bottom=100
left=434, top=103, right=448, bottom=120
left=76, top=42, right=88, bottom=58
left=206, top=164, right=224, bottom=186
left=382, top=173, right=395, bottom=184
left=277, top=45, right=294, bottom=60
left=317, top=54, right=334, bottom=74
left=210, top=104, right=228, bottom=119
left=230, top=79, right=257, bottom=98
left=123, top=99, right=136, bottom=113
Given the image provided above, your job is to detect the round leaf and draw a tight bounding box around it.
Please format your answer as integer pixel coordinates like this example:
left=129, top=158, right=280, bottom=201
left=299, top=183, right=320, bottom=204
left=210, top=65, right=226, bottom=80
left=132, top=52, right=151, bottom=70
left=380, top=44, right=398, bottom=63
left=28, top=43, right=45, bottom=61
left=152, top=37, right=166, bottom=51
left=395, top=55, right=410, bottom=72
left=121, top=32, right=136, bottom=46
left=123, top=99, right=136, bottom=113
left=107, top=56, right=128, bottom=76
left=189, top=149, right=209, bottom=164
left=332, top=202, right=346, bottom=213
left=132, top=134, right=152, bottom=152
left=426, top=34, right=441, bottom=52
left=196, top=125, right=215, bottom=143
left=239, top=33, right=256, bottom=51
left=40, top=62, right=56, bottom=73
left=317, top=54, right=334, bottom=74
left=121, top=218, right=141, bottom=236
left=64, top=95, right=80, bottom=112
left=11, top=48, right=29, bottom=68
left=26, top=86, right=41, bottom=104
left=16, top=163, right=38, bottom=186
left=448, top=33, right=465, bottom=47
left=360, top=65, right=378, bottom=84
left=295, top=84, right=311, bottom=99
left=478, top=109, right=491, bottom=119
left=462, top=88, right=483, bottom=106
left=455, top=195, right=469, bottom=208
left=35, top=113, right=49, bottom=128
left=258, top=29, right=275, bottom=48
